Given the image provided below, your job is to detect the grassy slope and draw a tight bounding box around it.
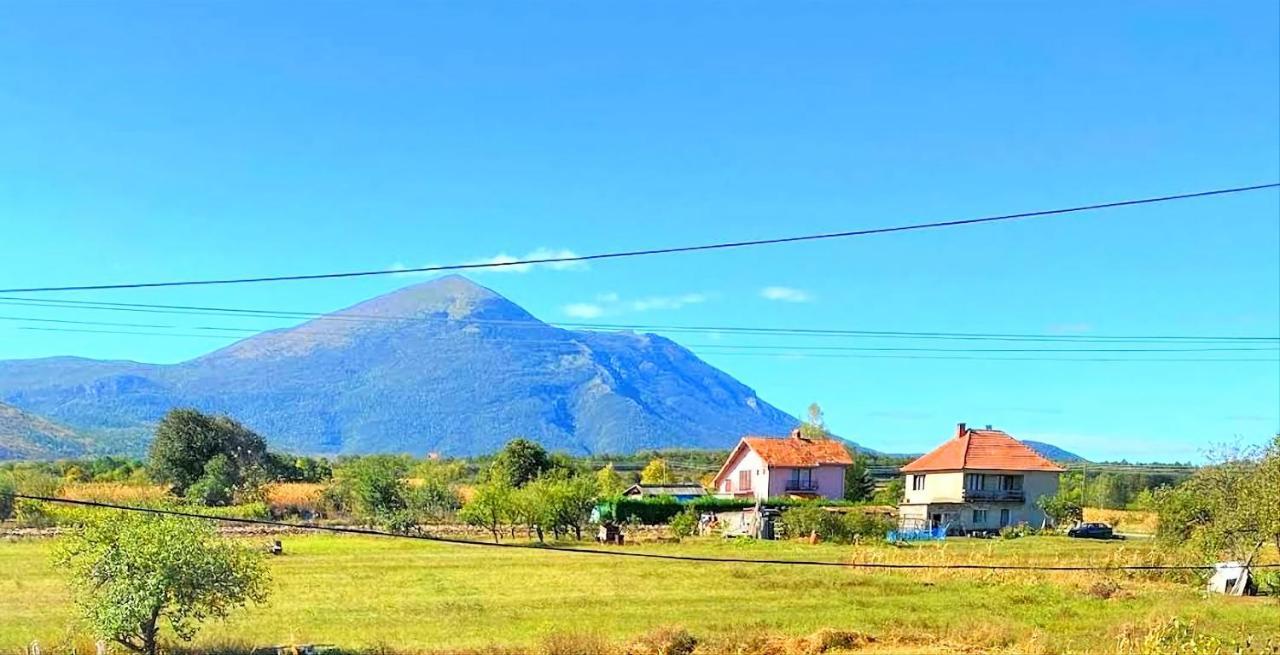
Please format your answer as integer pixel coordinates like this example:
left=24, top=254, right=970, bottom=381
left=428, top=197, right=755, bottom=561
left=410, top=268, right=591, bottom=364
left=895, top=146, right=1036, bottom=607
left=1, top=535, right=1277, bottom=652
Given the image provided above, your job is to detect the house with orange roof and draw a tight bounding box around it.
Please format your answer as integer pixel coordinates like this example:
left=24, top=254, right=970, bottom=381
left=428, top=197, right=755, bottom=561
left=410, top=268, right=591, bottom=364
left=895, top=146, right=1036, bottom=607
left=712, top=429, right=855, bottom=501
left=898, top=423, right=1065, bottom=532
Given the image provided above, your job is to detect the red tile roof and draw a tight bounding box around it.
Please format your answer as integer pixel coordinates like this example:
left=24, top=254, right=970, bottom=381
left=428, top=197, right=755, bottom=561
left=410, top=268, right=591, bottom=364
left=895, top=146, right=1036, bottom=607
left=900, top=426, right=1065, bottom=473
left=712, top=432, right=855, bottom=486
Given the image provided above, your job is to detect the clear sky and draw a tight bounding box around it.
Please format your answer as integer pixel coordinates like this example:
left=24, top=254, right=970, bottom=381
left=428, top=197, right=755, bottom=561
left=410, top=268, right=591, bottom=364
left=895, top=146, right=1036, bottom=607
left=1, top=2, right=1277, bottom=461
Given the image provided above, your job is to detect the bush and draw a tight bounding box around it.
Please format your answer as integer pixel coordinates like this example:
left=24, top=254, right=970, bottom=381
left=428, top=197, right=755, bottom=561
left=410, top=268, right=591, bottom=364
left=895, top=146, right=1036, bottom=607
left=625, top=626, right=697, bottom=655
left=607, top=497, right=753, bottom=525
left=777, top=505, right=892, bottom=544
left=669, top=510, right=696, bottom=541
left=0, top=476, right=13, bottom=522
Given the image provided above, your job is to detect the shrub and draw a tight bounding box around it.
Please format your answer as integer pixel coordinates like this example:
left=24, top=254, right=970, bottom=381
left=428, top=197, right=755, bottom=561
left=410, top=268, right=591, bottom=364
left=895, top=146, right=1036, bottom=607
left=777, top=505, right=892, bottom=544
left=669, top=509, right=697, bottom=541
left=625, top=626, right=696, bottom=655
left=0, top=476, right=13, bottom=522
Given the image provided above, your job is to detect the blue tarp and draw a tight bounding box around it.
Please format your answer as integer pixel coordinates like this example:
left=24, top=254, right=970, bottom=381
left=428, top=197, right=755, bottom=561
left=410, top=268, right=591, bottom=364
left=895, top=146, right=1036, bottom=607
left=886, top=526, right=948, bottom=542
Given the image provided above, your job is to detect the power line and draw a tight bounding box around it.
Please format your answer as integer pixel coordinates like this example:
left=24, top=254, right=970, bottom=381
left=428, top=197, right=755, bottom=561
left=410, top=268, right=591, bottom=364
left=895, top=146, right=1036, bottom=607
left=14, top=494, right=1271, bottom=572
left=3, top=297, right=1275, bottom=344
left=14, top=326, right=1279, bottom=362
left=3, top=183, right=1275, bottom=294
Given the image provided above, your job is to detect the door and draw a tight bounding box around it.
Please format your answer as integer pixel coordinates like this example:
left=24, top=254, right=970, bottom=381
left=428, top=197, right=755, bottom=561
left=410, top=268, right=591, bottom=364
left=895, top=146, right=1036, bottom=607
left=930, top=513, right=942, bottom=528
left=999, top=509, right=1011, bottom=527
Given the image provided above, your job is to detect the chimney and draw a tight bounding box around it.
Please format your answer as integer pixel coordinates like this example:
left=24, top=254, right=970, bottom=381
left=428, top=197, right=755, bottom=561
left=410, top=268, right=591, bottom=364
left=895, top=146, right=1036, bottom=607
left=790, top=428, right=805, bottom=440
left=956, top=422, right=967, bottom=438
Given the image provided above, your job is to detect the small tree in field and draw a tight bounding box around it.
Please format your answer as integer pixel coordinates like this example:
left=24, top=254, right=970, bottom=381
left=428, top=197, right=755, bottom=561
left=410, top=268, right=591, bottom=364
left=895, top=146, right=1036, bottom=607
left=55, top=510, right=269, bottom=655
left=640, top=458, right=675, bottom=485
left=459, top=476, right=514, bottom=543
left=595, top=463, right=626, bottom=498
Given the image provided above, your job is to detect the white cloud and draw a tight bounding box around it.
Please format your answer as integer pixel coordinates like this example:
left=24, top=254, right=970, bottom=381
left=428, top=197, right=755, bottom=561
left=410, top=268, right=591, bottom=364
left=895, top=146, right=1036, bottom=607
left=563, top=303, right=605, bottom=319
left=629, top=293, right=708, bottom=312
left=760, top=286, right=813, bottom=303
left=467, top=247, right=588, bottom=274
left=562, top=291, right=712, bottom=319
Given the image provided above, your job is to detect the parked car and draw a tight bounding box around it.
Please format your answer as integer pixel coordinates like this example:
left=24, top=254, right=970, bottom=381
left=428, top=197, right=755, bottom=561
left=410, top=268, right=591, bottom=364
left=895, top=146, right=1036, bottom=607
left=1067, top=522, right=1123, bottom=540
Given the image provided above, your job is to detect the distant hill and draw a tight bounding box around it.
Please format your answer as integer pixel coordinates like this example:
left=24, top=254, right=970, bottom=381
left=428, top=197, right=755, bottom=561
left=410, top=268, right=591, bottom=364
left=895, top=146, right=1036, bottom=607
left=0, top=276, right=813, bottom=457
left=0, top=401, right=92, bottom=460
left=1022, top=440, right=1087, bottom=463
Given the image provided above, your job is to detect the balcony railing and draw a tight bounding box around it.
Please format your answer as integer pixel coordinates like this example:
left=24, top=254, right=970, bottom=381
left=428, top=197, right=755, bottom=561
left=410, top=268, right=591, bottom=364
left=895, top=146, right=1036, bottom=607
left=784, top=480, right=820, bottom=492
left=962, top=489, right=1025, bottom=502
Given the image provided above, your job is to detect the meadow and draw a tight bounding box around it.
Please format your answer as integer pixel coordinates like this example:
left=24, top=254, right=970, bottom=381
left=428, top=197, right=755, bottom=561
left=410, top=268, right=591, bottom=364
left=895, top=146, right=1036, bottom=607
left=2, top=531, right=1277, bottom=654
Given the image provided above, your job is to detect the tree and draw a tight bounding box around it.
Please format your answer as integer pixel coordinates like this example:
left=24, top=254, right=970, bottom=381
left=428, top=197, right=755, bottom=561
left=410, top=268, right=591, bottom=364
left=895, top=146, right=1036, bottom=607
left=340, top=456, right=411, bottom=529
left=459, top=476, right=514, bottom=543
left=640, top=458, right=675, bottom=485
left=490, top=438, right=551, bottom=488
left=54, top=510, right=269, bottom=655
left=669, top=509, right=697, bottom=542
left=870, top=478, right=904, bottom=506
left=595, top=464, right=626, bottom=498
left=147, top=409, right=269, bottom=503
left=1037, top=492, right=1083, bottom=527
left=0, top=475, right=13, bottom=522
left=799, top=402, right=829, bottom=439
left=843, top=450, right=874, bottom=502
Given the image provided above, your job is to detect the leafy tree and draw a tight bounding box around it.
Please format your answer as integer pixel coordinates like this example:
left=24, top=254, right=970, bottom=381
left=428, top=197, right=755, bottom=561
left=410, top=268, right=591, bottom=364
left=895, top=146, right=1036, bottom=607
left=640, top=458, right=675, bottom=485
left=147, top=409, right=269, bottom=503
left=54, top=510, right=269, bottom=655
left=0, top=475, right=13, bottom=522
left=870, top=478, right=904, bottom=506
left=490, top=438, right=551, bottom=487
left=459, top=475, right=514, bottom=543
left=595, top=464, right=626, bottom=498
left=1037, top=492, right=1083, bottom=527
left=183, top=455, right=238, bottom=506
left=338, top=456, right=411, bottom=529
left=843, top=450, right=874, bottom=502
left=799, top=402, right=830, bottom=439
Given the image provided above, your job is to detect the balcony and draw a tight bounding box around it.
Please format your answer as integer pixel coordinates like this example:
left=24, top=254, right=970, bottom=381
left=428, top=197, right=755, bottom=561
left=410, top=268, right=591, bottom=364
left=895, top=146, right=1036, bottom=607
left=963, top=489, right=1025, bottom=502
left=784, top=480, right=820, bottom=492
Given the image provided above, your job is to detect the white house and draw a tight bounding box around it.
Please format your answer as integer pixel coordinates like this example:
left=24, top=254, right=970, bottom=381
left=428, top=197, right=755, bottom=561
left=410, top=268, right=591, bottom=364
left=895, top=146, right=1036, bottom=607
left=898, top=423, right=1064, bottom=531
left=712, top=429, right=854, bottom=501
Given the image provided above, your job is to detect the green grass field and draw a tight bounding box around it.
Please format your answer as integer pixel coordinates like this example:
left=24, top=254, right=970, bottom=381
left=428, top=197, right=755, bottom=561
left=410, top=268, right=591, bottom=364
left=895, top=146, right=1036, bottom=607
left=2, top=533, right=1277, bottom=653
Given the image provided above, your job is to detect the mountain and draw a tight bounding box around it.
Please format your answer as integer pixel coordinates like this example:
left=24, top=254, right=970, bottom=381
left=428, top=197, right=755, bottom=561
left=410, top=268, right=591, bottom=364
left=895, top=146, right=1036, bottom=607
left=0, top=276, right=804, bottom=457
left=1022, top=440, right=1087, bottom=463
left=0, top=401, right=93, bottom=460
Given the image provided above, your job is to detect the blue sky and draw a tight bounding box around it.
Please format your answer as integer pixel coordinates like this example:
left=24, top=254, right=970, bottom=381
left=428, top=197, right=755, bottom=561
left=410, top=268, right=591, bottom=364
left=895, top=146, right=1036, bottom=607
left=1, top=2, right=1277, bottom=461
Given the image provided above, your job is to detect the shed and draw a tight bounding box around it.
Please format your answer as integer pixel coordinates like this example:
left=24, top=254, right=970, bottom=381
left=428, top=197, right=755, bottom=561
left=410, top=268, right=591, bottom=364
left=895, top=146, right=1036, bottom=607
left=622, top=483, right=707, bottom=501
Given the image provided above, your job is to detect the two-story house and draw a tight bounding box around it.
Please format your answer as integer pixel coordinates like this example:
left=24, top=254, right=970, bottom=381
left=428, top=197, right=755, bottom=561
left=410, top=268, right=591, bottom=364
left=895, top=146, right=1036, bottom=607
left=712, top=429, right=854, bottom=501
left=898, top=423, right=1064, bottom=532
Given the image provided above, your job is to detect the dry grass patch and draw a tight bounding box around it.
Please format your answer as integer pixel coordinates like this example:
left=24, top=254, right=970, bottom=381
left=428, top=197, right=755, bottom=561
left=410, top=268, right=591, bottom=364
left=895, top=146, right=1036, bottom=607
left=58, top=482, right=168, bottom=503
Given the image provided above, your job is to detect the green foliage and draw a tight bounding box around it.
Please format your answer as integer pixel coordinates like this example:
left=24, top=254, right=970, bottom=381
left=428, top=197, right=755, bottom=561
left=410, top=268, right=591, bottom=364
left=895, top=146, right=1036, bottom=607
left=331, top=456, right=412, bottom=531
left=184, top=454, right=238, bottom=506
left=870, top=478, right=904, bottom=506
left=595, top=464, right=626, bottom=498
left=0, top=475, right=13, bottom=522
left=777, top=505, right=892, bottom=543
left=669, top=509, right=697, bottom=541
left=799, top=402, right=828, bottom=439
left=53, top=510, right=269, bottom=655
left=1037, top=493, right=1083, bottom=527
left=459, top=475, right=514, bottom=543
left=639, top=458, right=675, bottom=485
left=6, top=468, right=62, bottom=527
left=843, top=450, right=874, bottom=502
left=147, top=409, right=270, bottom=504
left=490, top=438, right=551, bottom=488
left=1153, top=439, right=1279, bottom=561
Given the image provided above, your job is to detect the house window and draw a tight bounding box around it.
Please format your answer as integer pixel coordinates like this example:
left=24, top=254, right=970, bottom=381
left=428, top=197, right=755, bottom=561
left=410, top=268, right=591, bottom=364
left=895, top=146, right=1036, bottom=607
left=911, top=474, right=926, bottom=491
left=965, top=473, right=983, bottom=490
left=972, top=509, right=988, bottom=525
left=738, top=470, right=752, bottom=491
left=1001, top=475, right=1024, bottom=491
left=723, top=479, right=732, bottom=492
left=787, top=468, right=814, bottom=489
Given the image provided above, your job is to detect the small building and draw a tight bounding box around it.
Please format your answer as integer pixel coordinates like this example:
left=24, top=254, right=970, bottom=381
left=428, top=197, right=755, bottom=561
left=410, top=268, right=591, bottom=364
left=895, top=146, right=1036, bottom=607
left=898, top=423, right=1064, bottom=532
left=1207, top=562, right=1257, bottom=596
left=712, top=429, right=855, bottom=501
left=621, top=483, right=707, bottom=502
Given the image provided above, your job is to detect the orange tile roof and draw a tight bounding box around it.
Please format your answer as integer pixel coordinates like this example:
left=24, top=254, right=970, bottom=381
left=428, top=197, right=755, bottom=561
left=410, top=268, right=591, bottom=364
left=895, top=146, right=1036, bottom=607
left=712, top=432, right=855, bottom=485
left=900, top=426, right=1066, bottom=473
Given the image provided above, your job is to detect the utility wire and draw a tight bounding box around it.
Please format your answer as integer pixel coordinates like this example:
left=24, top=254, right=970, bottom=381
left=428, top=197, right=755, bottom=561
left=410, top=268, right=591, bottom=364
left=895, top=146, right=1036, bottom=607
left=14, top=327, right=1279, bottom=362
left=2, top=298, right=1275, bottom=344
left=3, top=183, right=1275, bottom=294
left=14, top=494, right=1272, bottom=572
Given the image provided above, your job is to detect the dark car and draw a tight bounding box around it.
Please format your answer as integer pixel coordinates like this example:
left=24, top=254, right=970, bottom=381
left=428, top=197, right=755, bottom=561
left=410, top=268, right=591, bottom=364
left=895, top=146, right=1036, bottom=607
left=1067, top=522, right=1122, bottom=540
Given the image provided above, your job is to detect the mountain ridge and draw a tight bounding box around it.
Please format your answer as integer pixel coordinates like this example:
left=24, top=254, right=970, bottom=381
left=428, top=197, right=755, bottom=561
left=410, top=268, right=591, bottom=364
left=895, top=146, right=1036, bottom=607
left=0, top=276, right=809, bottom=457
